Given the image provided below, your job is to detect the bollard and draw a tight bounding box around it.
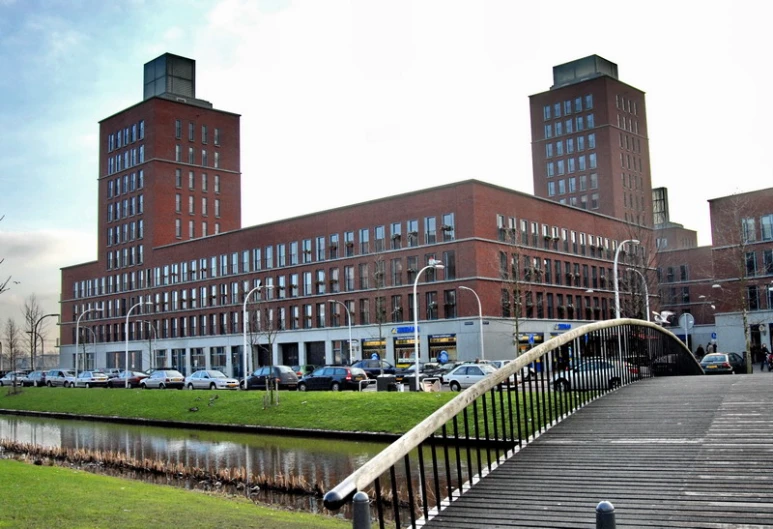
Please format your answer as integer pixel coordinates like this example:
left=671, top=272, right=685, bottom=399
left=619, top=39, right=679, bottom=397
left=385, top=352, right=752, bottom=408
left=352, top=491, right=371, bottom=529
left=596, top=501, right=616, bottom=529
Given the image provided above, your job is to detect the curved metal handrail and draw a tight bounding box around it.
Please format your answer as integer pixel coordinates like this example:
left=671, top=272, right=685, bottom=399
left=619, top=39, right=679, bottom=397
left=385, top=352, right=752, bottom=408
left=324, top=318, right=699, bottom=517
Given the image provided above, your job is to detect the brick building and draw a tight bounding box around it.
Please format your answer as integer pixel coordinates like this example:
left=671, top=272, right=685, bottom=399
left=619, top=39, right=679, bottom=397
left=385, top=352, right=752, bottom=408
left=60, top=53, right=659, bottom=377
left=529, top=55, right=653, bottom=227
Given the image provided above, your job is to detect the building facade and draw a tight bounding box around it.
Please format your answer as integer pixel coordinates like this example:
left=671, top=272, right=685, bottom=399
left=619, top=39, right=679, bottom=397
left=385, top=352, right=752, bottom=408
left=60, top=54, right=660, bottom=377
left=530, top=55, right=653, bottom=227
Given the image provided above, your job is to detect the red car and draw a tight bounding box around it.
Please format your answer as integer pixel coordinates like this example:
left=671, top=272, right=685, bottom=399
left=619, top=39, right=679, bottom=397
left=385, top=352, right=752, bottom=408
left=107, top=370, right=149, bottom=388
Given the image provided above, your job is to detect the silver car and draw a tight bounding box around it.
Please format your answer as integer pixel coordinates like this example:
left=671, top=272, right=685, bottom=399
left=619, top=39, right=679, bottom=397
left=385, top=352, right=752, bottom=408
left=552, top=359, right=636, bottom=392
left=46, top=369, right=75, bottom=387
left=444, top=363, right=498, bottom=391
left=184, top=369, right=239, bottom=390
left=140, top=369, right=185, bottom=389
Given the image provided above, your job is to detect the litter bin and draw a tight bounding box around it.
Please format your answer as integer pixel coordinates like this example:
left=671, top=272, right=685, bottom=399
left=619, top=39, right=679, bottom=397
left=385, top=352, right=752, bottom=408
left=422, top=377, right=440, bottom=392
left=376, top=375, right=397, bottom=392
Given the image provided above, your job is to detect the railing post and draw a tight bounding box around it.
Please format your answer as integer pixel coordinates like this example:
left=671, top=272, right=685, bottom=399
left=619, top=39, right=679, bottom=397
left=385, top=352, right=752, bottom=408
left=596, top=500, right=615, bottom=529
left=352, top=491, right=371, bottom=529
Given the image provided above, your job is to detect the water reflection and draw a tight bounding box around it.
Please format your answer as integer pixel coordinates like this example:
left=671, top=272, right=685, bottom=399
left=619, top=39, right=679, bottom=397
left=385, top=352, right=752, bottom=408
left=0, top=415, right=387, bottom=492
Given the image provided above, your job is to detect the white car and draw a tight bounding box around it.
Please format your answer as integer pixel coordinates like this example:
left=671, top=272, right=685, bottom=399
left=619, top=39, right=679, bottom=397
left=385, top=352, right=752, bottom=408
left=486, top=360, right=536, bottom=384
left=552, top=359, right=637, bottom=392
left=0, top=371, right=28, bottom=387
left=444, top=363, right=498, bottom=391
left=184, top=369, right=239, bottom=390
left=69, top=370, right=109, bottom=388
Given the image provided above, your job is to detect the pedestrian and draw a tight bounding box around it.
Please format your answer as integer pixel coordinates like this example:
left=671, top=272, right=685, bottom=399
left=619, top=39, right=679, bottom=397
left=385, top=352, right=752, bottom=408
left=761, top=344, right=771, bottom=372
left=695, top=344, right=705, bottom=360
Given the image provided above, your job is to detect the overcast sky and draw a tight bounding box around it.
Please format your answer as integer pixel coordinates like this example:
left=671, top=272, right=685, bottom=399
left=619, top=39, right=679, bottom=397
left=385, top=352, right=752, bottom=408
left=1, top=0, right=771, bottom=347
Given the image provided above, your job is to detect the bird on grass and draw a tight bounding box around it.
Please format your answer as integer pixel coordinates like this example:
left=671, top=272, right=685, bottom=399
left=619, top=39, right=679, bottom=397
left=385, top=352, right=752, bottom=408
left=188, top=407, right=199, bottom=412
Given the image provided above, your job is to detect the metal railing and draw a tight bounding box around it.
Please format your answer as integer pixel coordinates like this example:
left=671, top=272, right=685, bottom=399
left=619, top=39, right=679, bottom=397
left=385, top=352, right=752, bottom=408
left=323, top=319, right=702, bottom=528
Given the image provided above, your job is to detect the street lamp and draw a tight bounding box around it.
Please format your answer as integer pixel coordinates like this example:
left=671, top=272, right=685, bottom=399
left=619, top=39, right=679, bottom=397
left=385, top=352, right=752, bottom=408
left=32, top=313, right=60, bottom=372
left=459, top=286, right=484, bottom=361
left=626, top=268, right=650, bottom=322
left=413, top=258, right=445, bottom=390
left=614, top=239, right=640, bottom=318
left=243, top=283, right=273, bottom=387
left=328, top=299, right=353, bottom=365
left=75, top=306, right=103, bottom=375
left=125, top=300, right=152, bottom=388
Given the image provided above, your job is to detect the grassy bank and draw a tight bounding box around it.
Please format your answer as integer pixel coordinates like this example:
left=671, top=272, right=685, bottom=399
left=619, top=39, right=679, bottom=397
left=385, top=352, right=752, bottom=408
left=0, top=459, right=348, bottom=529
left=0, top=386, right=456, bottom=434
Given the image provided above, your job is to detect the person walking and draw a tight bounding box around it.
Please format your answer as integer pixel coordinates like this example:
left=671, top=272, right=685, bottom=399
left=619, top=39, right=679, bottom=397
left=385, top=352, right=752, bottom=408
left=695, top=344, right=705, bottom=360
left=761, top=344, right=771, bottom=372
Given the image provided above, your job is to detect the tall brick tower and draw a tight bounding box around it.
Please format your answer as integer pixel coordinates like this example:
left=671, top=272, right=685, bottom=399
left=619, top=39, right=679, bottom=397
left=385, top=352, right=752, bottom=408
left=529, top=55, right=653, bottom=227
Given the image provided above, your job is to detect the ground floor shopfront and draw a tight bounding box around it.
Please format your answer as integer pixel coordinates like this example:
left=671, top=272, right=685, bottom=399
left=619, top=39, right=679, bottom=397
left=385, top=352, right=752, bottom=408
left=59, top=316, right=592, bottom=378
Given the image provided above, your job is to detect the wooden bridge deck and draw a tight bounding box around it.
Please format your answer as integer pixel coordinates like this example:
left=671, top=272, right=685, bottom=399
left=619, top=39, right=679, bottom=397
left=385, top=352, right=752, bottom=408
left=424, top=375, right=773, bottom=528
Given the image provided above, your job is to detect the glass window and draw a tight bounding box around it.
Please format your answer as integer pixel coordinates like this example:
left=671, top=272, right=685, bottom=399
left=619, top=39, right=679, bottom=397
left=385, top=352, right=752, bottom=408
left=543, top=105, right=551, bottom=120
left=585, top=94, right=593, bottom=109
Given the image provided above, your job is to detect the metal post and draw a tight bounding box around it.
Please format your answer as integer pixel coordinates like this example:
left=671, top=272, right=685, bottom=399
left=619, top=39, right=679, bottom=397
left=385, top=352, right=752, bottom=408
left=596, top=501, right=616, bottom=529
left=351, top=491, right=371, bottom=529
left=614, top=239, right=639, bottom=318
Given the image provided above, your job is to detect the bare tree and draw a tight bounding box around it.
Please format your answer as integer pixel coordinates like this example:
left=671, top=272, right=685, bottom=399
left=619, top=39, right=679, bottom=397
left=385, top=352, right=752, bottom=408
left=4, top=318, right=21, bottom=393
left=0, top=215, right=11, bottom=295
left=710, top=192, right=757, bottom=374
left=22, top=294, right=44, bottom=371
left=248, top=304, right=281, bottom=407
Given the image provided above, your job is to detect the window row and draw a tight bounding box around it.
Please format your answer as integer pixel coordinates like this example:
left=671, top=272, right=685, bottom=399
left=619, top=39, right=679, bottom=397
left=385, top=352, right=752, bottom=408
left=175, top=219, right=221, bottom=239
left=107, top=170, right=144, bottom=199
left=502, top=289, right=613, bottom=321
left=547, top=176, right=599, bottom=196
left=617, top=114, right=639, bottom=134
left=106, top=220, right=144, bottom=247
left=542, top=95, right=594, bottom=121
left=546, top=154, right=597, bottom=177
left=107, top=145, right=145, bottom=175
left=174, top=195, right=220, bottom=217
left=544, top=133, right=596, bottom=158
left=619, top=133, right=641, bottom=153
left=174, top=145, right=220, bottom=168
left=544, top=114, right=595, bottom=139
left=105, top=245, right=144, bottom=271
left=619, top=152, right=643, bottom=172
left=499, top=252, right=617, bottom=291
left=742, top=214, right=773, bottom=243
left=107, top=120, right=145, bottom=153
left=175, top=169, right=221, bottom=193
left=107, top=195, right=144, bottom=223
left=615, top=95, right=638, bottom=115
left=174, top=120, right=221, bottom=146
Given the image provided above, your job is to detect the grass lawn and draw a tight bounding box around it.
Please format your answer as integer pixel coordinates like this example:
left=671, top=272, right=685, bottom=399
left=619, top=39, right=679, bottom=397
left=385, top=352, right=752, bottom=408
left=0, top=386, right=456, bottom=434
left=0, top=459, right=348, bottom=529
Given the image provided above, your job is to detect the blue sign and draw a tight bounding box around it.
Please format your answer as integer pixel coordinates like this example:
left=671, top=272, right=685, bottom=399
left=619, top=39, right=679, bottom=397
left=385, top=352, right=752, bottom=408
left=395, top=326, right=417, bottom=334
left=555, top=323, right=571, bottom=330
left=438, top=350, right=449, bottom=364
left=371, top=352, right=380, bottom=360
left=711, top=332, right=717, bottom=340
left=529, top=334, right=535, bottom=345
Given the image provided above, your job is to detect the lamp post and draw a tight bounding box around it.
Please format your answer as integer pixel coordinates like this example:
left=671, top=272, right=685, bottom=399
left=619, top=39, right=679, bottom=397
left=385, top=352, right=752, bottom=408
left=243, top=283, right=273, bottom=387
left=125, top=300, right=152, bottom=388
left=328, top=299, right=353, bottom=364
left=75, top=306, right=103, bottom=375
left=459, top=286, right=484, bottom=361
left=32, top=313, right=59, bottom=372
left=626, top=268, right=650, bottom=322
left=614, top=239, right=639, bottom=318
left=413, top=258, right=445, bottom=390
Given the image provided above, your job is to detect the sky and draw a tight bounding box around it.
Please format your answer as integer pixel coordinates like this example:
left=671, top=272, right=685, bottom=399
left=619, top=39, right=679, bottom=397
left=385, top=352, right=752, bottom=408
left=1, top=0, right=771, bottom=348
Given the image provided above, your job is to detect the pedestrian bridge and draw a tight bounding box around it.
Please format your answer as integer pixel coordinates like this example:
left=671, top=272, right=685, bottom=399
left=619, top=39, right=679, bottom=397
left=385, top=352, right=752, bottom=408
left=324, top=319, right=773, bottom=528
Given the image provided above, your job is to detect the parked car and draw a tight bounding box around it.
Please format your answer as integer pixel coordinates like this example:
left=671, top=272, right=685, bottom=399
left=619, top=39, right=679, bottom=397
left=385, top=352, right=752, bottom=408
left=297, top=366, right=369, bottom=391
left=185, top=369, right=239, bottom=390
left=0, top=371, right=28, bottom=387
left=726, top=352, right=745, bottom=374
left=46, top=369, right=75, bottom=387
left=70, top=370, right=109, bottom=388
left=290, top=364, right=319, bottom=378
left=444, top=363, right=498, bottom=391
left=23, top=370, right=47, bottom=387
left=140, top=369, right=185, bottom=389
left=106, top=370, right=149, bottom=388
left=700, top=353, right=737, bottom=375
left=552, top=359, right=637, bottom=392
left=243, top=365, right=299, bottom=390
left=350, top=359, right=397, bottom=378
left=485, top=360, right=536, bottom=384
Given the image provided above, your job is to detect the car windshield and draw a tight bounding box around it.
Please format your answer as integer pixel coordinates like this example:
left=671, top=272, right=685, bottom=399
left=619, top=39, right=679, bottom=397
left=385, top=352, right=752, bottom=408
left=702, top=354, right=727, bottom=364
left=277, top=365, right=294, bottom=373
left=207, top=371, right=226, bottom=378
left=479, top=364, right=497, bottom=374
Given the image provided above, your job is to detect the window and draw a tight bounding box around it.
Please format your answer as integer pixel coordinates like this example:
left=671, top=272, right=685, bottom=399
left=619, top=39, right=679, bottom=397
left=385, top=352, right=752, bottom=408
left=587, top=114, right=595, bottom=128
left=743, top=218, right=757, bottom=242
left=188, top=122, right=195, bottom=142
left=568, top=177, right=576, bottom=193
left=201, top=125, right=208, bottom=143
left=277, top=244, right=286, bottom=267
left=591, top=193, right=599, bottom=210
left=344, top=231, right=355, bottom=256
left=390, top=222, right=402, bottom=249
left=590, top=173, right=598, bottom=189
left=214, top=199, right=220, bottom=218
left=544, top=124, right=553, bottom=138
left=214, top=174, right=220, bottom=193
left=547, top=162, right=555, bottom=178
left=359, top=263, right=369, bottom=289
left=201, top=197, right=208, bottom=216
left=543, top=105, right=551, bottom=120
left=555, top=121, right=563, bottom=136
left=214, top=128, right=220, bottom=145
left=565, top=119, right=573, bottom=134
left=746, top=251, right=758, bottom=276
left=391, top=258, right=402, bottom=286
left=545, top=143, right=553, bottom=158
left=557, top=141, right=564, bottom=156
left=175, top=194, right=181, bottom=213
left=290, top=241, right=299, bottom=265
left=175, top=120, right=181, bottom=139
left=407, top=220, right=419, bottom=247
left=441, top=213, right=455, bottom=241
left=585, top=94, right=593, bottom=109
left=202, top=150, right=208, bottom=167
left=589, top=153, right=597, bottom=169
left=359, top=228, right=370, bottom=254
left=424, top=216, right=436, bottom=244
left=329, top=234, right=339, bottom=259
left=574, top=97, right=582, bottom=113
left=576, top=136, right=584, bottom=151
left=425, top=291, right=438, bottom=320
left=547, top=181, right=555, bottom=196
left=344, top=266, right=354, bottom=291
left=188, top=147, right=194, bottom=164
left=554, top=102, right=561, bottom=118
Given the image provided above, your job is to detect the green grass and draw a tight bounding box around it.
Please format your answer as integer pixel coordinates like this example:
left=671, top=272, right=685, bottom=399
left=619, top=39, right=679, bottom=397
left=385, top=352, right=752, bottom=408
left=0, top=387, right=456, bottom=434
left=0, top=459, right=348, bottom=529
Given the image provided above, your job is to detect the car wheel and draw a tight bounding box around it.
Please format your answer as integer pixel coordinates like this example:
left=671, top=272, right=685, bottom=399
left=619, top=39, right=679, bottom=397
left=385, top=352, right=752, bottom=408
left=187, top=383, right=194, bottom=390
left=450, top=381, right=461, bottom=392
left=331, top=382, right=341, bottom=391
left=210, top=383, right=216, bottom=390
left=85, top=383, right=91, bottom=389
left=159, top=383, right=166, bottom=390
left=46, top=381, right=52, bottom=387
left=554, top=379, right=570, bottom=392
left=141, top=383, right=148, bottom=390
left=298, top=383, right=307, bottom=391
